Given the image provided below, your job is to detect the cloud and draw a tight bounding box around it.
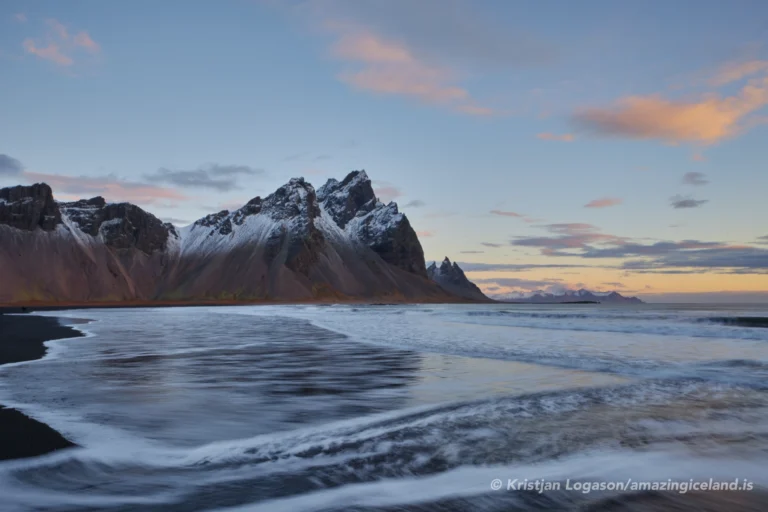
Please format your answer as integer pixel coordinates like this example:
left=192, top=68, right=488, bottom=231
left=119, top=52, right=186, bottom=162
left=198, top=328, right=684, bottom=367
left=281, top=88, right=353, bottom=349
left=23, top=18, right=101, bottom=67
left=14, top=13, right=27, bottom=23
left=23, top=172, right=186, bottom=205
left=622, top=245, right=768, bottom=271
left=601, top=281, right=626, bottom=288
left=709, top=60, right=768, bottom=86
left=310, top=0, right=556, bottom=71
left=511, top=223, right=626, bottom=253
left=582, top=240, right=723, bottom=259
left=584, top=197, right=622, bottom=208
left=314, top=154, right=333, bottom=161
left=670, top=195, right=708, bottom=209
left=372, top=182, right=402, bottom=202
left=536, top=132, right=574, bottom=142
left=403, top=199, right=425, bottom=208
left=327, top=22, right=494, bottom=116
left=480, top=242, right=503, bottom=248
left=459, top=262, right=592, bottom=272
left=416, top=230, right=433, bottom=237
left=757, top=235, right=768, bottom=245
left=573, top=76, right=768, bottom=145
left=490, top=209, right=524, bottom=218
left=459, top=250, right=484, bottom=254
left=0, top=154, right=24, bottom=175
left=682, top=171, right=709, bottom=186
left=145, top=164, right=263, bottom=192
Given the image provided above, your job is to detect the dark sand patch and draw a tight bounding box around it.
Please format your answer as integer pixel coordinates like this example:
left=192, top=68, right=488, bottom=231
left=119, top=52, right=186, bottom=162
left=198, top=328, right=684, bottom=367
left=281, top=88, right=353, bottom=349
left=0, top=313, right=84, bottom=461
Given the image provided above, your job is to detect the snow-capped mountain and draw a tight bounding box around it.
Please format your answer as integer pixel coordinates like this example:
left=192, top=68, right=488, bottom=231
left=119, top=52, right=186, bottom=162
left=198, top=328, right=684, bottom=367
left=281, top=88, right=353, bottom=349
left=491, top=288, right=644, bottom=304
left=0, top=171, right=460, bottom=304
left=427, top=257, right=490, bottom=302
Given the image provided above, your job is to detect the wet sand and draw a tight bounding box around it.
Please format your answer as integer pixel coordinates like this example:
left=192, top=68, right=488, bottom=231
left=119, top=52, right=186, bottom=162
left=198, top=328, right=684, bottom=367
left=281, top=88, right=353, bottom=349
left=0, top=313, right=82, bottom=461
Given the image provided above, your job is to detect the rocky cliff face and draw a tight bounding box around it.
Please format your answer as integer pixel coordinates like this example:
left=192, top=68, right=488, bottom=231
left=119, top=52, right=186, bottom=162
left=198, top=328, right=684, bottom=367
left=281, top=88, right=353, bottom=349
left=61, top=197, right=178, bottom=254
left=0, top=184, right=61, bottom=231
left=0, top=171, right=464, bottom=304
left=0, top=184, right=180, bottom=303
left=318, top=171, right=427, bottom=278
left=427, top=257, right=490, bottom=302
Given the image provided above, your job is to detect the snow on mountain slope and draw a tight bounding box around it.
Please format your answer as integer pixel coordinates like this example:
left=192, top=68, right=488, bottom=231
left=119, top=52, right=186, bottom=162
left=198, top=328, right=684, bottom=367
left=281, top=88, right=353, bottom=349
left=0, top=172, right=473, bottom=303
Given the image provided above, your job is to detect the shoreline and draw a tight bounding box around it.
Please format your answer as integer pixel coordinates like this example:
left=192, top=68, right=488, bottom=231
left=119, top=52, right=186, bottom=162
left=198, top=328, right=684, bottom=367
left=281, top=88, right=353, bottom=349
left=0, top=313, right=84, bottom=461
left=0, top=295, right=494, bottom=313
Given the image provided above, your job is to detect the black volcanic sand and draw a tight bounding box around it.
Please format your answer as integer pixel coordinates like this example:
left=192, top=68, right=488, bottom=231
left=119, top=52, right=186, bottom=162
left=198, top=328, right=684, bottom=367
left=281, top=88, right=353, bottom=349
left=0, top=313, right=84, bottom=461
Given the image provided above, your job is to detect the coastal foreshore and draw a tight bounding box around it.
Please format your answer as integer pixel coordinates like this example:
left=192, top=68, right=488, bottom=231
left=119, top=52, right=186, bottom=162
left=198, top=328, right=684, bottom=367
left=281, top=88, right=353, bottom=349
left=0, top=313, right=83, bottom=461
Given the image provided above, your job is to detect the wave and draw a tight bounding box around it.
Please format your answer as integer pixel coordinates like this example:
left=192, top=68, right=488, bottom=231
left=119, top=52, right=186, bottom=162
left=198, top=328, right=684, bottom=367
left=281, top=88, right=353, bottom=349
left=702, top=317, right=768, bottom=328
left=2, top=378, right=767, bottom=511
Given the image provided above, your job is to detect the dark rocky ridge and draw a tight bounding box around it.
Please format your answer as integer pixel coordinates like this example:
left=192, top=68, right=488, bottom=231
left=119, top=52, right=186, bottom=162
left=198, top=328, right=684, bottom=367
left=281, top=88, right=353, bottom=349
left=318, top=171, right=427, bottom=278
left=0, top=172, right=465, bottom=303
left=0, top=183, right=61, bottom=231
left=61, top=198, right=178, bottom=254
left=428, top=257, right=490, bottom=302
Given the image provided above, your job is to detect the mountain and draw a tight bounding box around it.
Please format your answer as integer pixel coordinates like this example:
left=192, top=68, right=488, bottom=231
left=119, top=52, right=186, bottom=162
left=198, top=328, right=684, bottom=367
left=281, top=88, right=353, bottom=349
left=492, top=289, right=644, bottom=304
left=427, top=257, right=491, bottom=302
left=0, top=171, right=466, bottom=304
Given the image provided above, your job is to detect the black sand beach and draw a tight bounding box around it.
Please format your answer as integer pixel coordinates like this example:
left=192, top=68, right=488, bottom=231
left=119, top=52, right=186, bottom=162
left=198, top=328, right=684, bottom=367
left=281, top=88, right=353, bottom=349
left=0, top=313, right=82, bottom=461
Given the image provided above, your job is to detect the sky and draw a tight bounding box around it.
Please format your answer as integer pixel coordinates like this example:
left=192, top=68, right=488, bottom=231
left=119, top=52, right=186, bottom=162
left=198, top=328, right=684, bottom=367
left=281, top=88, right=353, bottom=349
left=2, top=0, right=768, bottom=302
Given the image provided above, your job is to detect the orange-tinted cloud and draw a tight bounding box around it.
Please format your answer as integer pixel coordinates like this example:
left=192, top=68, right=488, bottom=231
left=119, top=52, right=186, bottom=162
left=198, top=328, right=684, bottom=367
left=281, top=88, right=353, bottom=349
left=584, top=197, right=622, bottom=208
left=574, top=76, right=768, bottom=145
left=23, top=18, right=100, bottom=66
left=537, top=132, right=574, bottom=142
left=709, top=60, right=768, bottom=86
left=329, top=23, right=493, bottom=116
left=416, top=230, right=434, bottom=237
left=23, top=172, right=186, bottom=205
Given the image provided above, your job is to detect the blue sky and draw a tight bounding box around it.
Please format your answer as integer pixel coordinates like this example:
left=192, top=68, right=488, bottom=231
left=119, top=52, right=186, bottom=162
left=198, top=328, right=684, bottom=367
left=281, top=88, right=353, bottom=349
left=2, top=0, right=768, bottom=301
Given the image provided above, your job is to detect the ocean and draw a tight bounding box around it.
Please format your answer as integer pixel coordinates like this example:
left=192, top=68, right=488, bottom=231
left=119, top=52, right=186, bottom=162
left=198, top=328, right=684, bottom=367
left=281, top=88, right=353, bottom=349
left=1, top=303, right=768, bottom=511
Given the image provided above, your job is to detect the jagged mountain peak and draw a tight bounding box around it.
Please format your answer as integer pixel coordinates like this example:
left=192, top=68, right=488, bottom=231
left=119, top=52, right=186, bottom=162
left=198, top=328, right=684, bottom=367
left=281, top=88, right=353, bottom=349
left=59, top=196, right=177, bottom=254
left=0, top=182, right=61, bottom=231
left=317, top=170, right=377, bottom=229
left=428, top=258, right=489, bottom=301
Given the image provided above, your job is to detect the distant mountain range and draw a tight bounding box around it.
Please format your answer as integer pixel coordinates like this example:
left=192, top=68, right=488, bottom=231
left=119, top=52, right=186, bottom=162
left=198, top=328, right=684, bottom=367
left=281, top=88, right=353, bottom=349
left=491, top=289, right=644, bottom=304
left=0, top=171, right=484, bottom=304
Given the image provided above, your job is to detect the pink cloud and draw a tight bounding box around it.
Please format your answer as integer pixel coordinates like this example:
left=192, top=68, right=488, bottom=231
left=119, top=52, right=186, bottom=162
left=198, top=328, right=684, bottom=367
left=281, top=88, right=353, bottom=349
left=23, top=40, right=72, bottom=66
left=373, top=185, right=402, bottom=202
left=73, top=31, right=100, bottom=53
left=709, top=60, right=768, bottom=86
left=23, top=172, right=187, bottom=205
left=14, top=13, right=27, bottom=23
left=574, top=76, right=768, bottom=145
left=23, top=18, right=101, bottom=67
left=329, top=23, right=493, bottom=116
left=490, top=209, right=524, bottom=218
left=584, top=197, right=623, bottom=208
left=691, top=151, right=706, bottom=161
left=537, top=132, right=575, bottom=142
left=416, top=230, right=434, bottom=237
